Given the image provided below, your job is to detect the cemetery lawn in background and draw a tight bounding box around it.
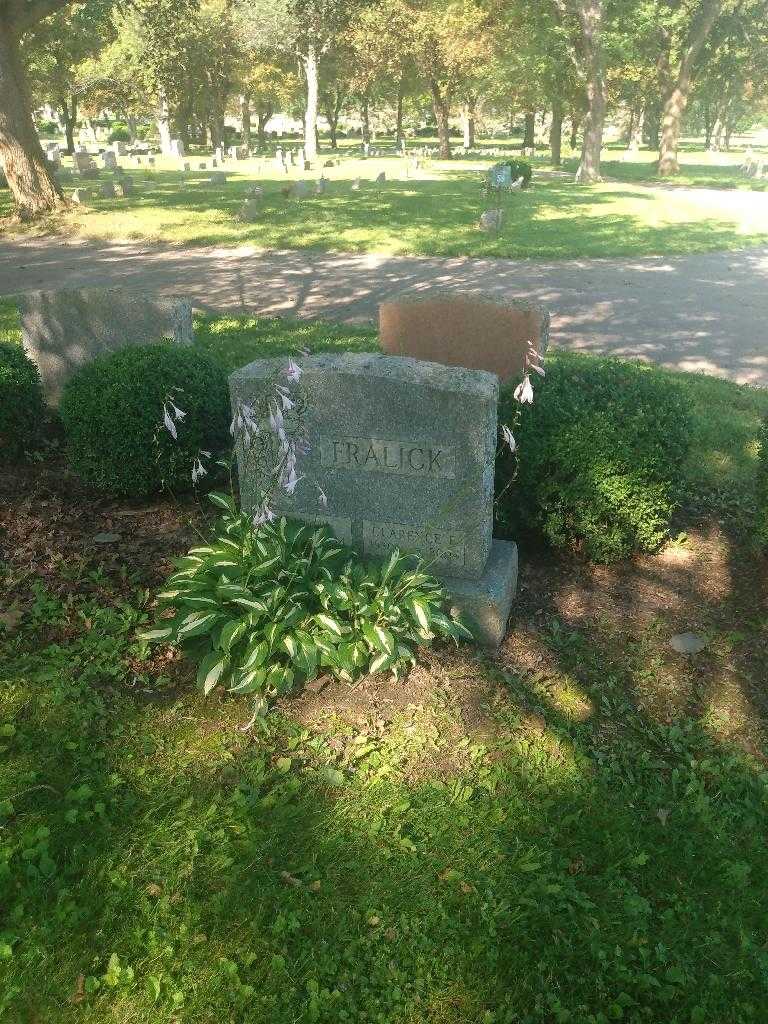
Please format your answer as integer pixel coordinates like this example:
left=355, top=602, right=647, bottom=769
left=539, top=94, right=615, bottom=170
left=1, top=144, right=767, bottom=260
left=2, top=303, right=768, bottom=1021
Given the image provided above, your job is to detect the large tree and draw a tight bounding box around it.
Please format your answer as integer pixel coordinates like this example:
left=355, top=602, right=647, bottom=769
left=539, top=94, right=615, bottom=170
left=657, top=0, right=723, bottom=174
left=0, top=0, right=76, bottom=218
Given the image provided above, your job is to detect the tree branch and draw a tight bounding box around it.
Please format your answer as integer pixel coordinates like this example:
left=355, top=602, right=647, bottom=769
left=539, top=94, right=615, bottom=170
left=13, top=0, right=74, bottom=34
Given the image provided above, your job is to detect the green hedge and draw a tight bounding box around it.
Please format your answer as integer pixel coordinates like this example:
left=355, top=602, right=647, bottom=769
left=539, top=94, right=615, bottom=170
left=496, top=352, right=694, bottom=562
left=0, top=341, right=45, bottom=462
left=60, top=343, right=230, bottom=497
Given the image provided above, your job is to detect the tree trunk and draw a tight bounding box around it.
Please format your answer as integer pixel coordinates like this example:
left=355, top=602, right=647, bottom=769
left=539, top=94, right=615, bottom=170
left=462, top=97, right=476, bottom=148
left=430, top=81, right=452, bottom=159
left=59, top=93, right=76, bottom=153
left=550, top=97, right=563, bottom=166
left=569, top=113, right=581, bottom=149
left=240, top=92, right=251, bottom=149
left=523, top=112, right=535, bottom=149
left=156, top=89, right=172, bottom=154
left=575, top=0, right=606, bottom=183
left=256, top=107, right=272, bottom=152
left=703, top=101, right=713, bottom=148
left=0, top=19, right=64, bottom=219
left=126, top=115, right=137, bottom=143
left=396, top=77, right=405, bottom=148
left=303, top=42, right=319, bottom=162
left=360, top=94, right=371, bottom=145
left=658, top=0, right=722, bottom=176
left=321, top=94, right=341, bottom=149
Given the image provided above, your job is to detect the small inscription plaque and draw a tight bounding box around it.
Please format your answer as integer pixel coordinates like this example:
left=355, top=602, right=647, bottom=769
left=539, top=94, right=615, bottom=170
left=320, top=437, right=455, bottom=479
left=363, top=519, right=466, bottom=568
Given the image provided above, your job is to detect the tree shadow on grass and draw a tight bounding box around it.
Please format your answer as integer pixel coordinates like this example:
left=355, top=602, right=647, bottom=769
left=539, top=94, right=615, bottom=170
left=44, top=168, right=768, bottom=260
left=2, top=479, right=768, bottom=1023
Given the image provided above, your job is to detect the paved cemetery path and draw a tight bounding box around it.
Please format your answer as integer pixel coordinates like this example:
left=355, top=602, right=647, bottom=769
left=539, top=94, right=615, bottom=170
left=1, top=236, right=766, bottom=386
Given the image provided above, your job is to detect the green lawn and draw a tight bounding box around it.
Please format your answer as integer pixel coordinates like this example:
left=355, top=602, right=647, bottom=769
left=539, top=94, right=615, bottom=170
left=2, top=140, right=767, bottom=259
left=2, top=308, right=768, bottom=1022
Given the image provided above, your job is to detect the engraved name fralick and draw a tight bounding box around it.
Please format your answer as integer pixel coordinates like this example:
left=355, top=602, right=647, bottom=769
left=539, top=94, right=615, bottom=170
left=363, top=520, right=466, bottom=567
left=319, top=437, right=455, bottom=479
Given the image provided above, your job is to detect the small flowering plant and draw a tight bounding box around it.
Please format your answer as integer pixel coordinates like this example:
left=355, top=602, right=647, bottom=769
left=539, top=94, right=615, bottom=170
left=139, top=496, right=471, bottom=723
left=496, top=340, right=544, bottom=498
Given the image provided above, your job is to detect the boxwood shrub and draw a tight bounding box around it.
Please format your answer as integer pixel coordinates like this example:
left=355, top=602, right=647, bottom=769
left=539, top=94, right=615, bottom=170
left=0, top=341, right=45, bottom=462
left=496, top=353, right=695, bottom=562
left=60, top=343, right=230, bottom=497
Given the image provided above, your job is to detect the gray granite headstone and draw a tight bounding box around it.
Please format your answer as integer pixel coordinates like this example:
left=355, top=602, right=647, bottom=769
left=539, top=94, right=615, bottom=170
left=229, top=353, right=517, bottom=646
left=19, top=287, right=194, bottom=406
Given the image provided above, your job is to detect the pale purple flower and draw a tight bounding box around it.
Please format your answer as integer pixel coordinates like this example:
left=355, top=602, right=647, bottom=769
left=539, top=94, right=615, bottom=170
left=275, top=385, right=295, bottom=412
left=169, top=401, right=186, bottom=421
left=284, top=470, right=303, bottom=495
left=317, top=486, right=328, bottom=509
left=268, top=402, right=284, bottom=435
left=163, top=404, right=178, bottom=440
left=501, top=424, right=517, bottom=452
left=252, top=505, right=276, bottom=527
left=285, top=359, right=302, bottom=383
left=514, top=375, right=534, bottom=405
left=526, top=341, right=545, bottom=377
left=191, top=458, right=207, bottom=484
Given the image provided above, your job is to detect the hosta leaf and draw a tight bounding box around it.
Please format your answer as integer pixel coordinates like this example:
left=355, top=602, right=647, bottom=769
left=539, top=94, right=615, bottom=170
left=241, top=639, right=269, bottom=670
left=316, top=613, right=344, bottom=636
left=229, top=667, right=266, bottom=694
left=265, top=663, right=294, bottom=694
left=208, top=492, right=236, bottom=512
left=137, top=626, right=173, bottom=642
left=233, top=597, right=269, bottom=614
left=368, top=651, right=394, bottom=674
left=219, top=618, right=248, bottom=653
left=251, top=556, right=282, bottom=578
left=197, top=651, right=229, bottom=695
left=178, top=595, right=219, bottom=609
left=177, top=611, right=220, bottom=639
left=409, top=599, right=431, bottom=631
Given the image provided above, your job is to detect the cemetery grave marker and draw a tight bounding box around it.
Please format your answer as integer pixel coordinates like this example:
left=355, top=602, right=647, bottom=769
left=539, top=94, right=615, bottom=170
left=19, top=287, right=194, bottom=406
left=229, top=353, right=518, bottom=646
left=379, top=289, right=549, bottom=383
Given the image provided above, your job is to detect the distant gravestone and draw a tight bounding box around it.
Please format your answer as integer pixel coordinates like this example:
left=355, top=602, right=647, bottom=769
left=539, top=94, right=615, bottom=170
left=375, top=171, right=386, bottom=184
left=478, top=209, right=504, bottom=232
left=352, top=177, right=362, bottom=191
left=209, top=171, right=227, bottom=184
left=291, top=180, right=310, bottom=199
left=98, top=181, right=115, bottom=198
left=115, top=178, right=134, bottom=197
left=379, top=289, right=549, bottom=383
left=19, top=287, right=194, bottom=406
left=488, top=163, right=512, bottom=188
left=112, top=141, right=127, bottom=156
left=101, top=150, right=118, bottom=170
left=170, top=139, right=185, bottom=158
left=229, top=353, right=517, bottom=646
left=315, top=177, right=327, bottom=195
left=70, top=188, right=88, bottom=204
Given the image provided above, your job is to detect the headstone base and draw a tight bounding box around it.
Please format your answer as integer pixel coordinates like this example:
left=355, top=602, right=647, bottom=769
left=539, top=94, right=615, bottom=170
left=441, top=539, right=518, bottom=648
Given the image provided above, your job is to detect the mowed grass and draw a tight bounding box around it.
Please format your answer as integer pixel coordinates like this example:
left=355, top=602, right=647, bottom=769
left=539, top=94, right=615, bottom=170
left=2, top=140, right=767, bottom=259
left=2, top=307, right=768, bottom=1021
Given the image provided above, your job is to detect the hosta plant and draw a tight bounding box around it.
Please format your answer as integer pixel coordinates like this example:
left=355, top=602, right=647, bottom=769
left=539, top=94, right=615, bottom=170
left=140, top=493, right=472, bottom=718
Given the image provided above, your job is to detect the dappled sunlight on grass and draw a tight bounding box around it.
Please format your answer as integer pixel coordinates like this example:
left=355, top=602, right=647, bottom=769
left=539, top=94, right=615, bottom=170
left=3, top=146, right=768, bottom=259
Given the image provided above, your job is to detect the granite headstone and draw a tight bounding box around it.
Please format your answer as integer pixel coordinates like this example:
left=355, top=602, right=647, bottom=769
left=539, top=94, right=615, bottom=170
left=19, top=287, right=194, bottom=406
left=229, top=352, right=518, bottom=645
